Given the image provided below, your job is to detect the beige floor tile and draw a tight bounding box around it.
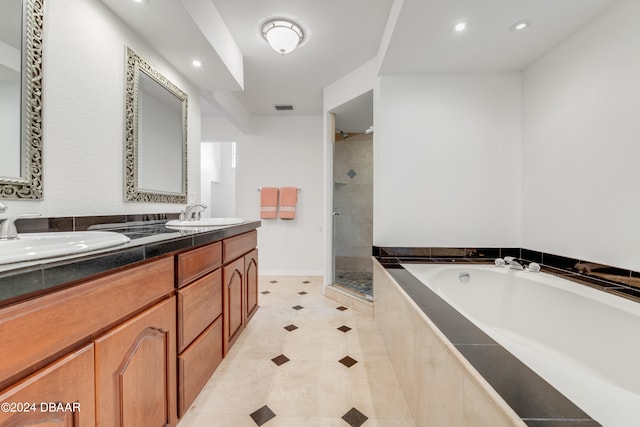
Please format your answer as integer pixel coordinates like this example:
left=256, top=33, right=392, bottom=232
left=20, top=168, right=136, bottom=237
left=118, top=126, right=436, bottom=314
left=178, top=275, right=414, bottom=427
left=266, top=416, right=347, bottom=427
left=267, top=360, right=354, bottom=418
left=282, top=327, right=347, bottom=361
left=190, top=359, right=276, bottom=415
left=177, top=411, right=257, bottom=427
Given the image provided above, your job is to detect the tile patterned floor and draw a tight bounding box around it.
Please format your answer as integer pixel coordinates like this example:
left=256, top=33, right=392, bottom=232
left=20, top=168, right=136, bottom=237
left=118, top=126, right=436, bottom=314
left=177, top=276, right=415, bottom=427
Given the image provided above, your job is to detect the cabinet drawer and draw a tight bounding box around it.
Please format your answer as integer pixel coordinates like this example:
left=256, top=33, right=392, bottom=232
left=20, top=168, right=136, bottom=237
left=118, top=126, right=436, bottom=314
left=0, top=257, right=174, bottom=389
left=178, top=317, right=223, bottom=417
left=0, top=344, right=96, bottom=426
left=177, top=269, right=222, bottom=352
left=223, top=230, right=257, bottom=264
left=177, top=242, right=222, bottom=288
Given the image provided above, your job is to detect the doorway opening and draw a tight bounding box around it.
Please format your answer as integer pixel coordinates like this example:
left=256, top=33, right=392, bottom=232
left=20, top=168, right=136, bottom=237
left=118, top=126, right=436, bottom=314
left=201, top=142, right=236, bottom=217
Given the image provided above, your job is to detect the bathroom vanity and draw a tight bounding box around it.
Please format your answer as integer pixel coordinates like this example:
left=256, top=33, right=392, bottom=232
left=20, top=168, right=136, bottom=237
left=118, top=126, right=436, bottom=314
left=0, top=219, right=260, bottom=426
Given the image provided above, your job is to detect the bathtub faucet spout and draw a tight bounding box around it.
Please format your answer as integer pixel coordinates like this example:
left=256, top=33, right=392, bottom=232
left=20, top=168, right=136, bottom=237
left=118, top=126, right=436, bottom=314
left=504, top=256, right=524, bottom=270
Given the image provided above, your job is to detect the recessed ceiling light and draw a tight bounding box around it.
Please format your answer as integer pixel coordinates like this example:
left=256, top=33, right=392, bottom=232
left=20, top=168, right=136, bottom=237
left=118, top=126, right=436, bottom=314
left=511, top=20, right=531, bottom=32
left=452, top=21, right=468, bottom=33
left=192, top=60, right=202, bottom=68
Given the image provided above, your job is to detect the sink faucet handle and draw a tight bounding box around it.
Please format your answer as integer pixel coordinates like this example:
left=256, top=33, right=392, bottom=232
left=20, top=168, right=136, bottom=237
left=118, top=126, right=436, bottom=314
left=184, top=203, right=207, bottom=221
left=0, top=213, right=41, bottom=240
left=504, top=256, right=516, bottom=263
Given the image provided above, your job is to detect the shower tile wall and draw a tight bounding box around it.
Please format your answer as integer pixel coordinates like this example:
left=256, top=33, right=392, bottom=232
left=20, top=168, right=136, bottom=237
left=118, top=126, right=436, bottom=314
left=334, top=133, right=373, bottom=287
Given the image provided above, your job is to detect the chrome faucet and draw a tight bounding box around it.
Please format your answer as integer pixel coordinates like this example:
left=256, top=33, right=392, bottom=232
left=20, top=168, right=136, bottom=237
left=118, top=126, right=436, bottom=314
left=504, top=256, right=524, bottom=270
left=181, top=204, right=207, bottom=221
left=0, top=203, right=6, bottom=214
left=0, top=213, right=41, bottom=240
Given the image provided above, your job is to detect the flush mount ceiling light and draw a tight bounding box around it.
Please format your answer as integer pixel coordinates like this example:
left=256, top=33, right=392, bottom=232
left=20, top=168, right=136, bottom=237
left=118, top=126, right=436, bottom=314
left=262, top=19, right=304, bottom=55
left=511, top=20, right=531, bottom=32
left=191, top=59, right=202, bottom=68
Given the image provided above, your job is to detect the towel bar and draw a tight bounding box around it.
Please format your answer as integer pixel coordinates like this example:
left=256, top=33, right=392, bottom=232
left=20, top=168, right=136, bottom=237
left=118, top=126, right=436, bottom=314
left=258, top=187, right=301, bottom=191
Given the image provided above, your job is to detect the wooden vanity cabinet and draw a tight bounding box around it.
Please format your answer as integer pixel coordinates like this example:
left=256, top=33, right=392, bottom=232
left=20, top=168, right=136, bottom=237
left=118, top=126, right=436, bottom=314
left=223, top=257, right=245, bottom=354
left=94, top=297, right=177, bottom=427
left=245, top=248, right=259, bottom=322
left=175, top=242, right=224, bottom=417
left=0, top=257, right=176, bottom=426
left=0, top=344, right=96, bottom=427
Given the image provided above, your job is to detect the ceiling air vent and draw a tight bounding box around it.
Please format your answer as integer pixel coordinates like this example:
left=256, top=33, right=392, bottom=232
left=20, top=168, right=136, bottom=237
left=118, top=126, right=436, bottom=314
left=274, top=104, right=294, bottom=111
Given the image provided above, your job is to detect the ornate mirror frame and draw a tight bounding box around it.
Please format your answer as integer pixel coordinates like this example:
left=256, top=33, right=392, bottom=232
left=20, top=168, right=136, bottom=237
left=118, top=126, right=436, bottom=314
left=0, top=0, right=44, bottom=199
left=124, top=47, right=188, bottom=203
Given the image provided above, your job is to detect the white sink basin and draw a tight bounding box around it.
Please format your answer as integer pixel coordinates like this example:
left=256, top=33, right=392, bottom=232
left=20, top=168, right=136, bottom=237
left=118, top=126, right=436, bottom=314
left=166, top=218, right=244, bottom=227
left=0, top=231, right=130, bottom=265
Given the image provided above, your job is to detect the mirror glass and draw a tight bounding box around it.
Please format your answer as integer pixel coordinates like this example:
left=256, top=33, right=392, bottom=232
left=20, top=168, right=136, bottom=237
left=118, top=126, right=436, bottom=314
left=0, top=0, right=44, bottom=199
left=124, top=47, right=188, bottom=203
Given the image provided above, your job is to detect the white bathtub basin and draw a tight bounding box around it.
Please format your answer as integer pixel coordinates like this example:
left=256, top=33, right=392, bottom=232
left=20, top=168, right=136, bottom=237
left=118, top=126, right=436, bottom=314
left=165, top=218, right=244, bottom=227
left=0, top=231, right=130, bottom=264
left=403, top=263, right=640, bottom=427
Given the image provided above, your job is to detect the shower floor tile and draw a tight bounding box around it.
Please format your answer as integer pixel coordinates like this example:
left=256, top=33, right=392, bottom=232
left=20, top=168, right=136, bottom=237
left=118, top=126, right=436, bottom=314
left=177, top=276, right=415, bottom=427
left=335, top=271, right=373, bottom=296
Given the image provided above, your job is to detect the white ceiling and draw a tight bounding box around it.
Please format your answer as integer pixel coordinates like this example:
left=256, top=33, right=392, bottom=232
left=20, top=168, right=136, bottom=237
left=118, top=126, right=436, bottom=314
left=381, top=0, right=618, bottom=74
left=101, top=0, right=620, bottom=132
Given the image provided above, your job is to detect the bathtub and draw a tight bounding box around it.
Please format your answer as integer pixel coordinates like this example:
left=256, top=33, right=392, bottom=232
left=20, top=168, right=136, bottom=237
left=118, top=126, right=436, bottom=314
left=402, top=263, right=640, bottom=427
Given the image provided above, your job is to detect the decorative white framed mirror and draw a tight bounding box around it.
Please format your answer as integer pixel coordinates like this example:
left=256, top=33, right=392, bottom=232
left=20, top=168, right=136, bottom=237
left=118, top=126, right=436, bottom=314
left=124, top=47, right=188, bottom=204
left=0, top=0, right=44, bottom=199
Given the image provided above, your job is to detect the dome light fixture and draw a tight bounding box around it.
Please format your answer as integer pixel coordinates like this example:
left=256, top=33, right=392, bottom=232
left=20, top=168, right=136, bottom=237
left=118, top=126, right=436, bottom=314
left=262, top=19, right=304, bottom=55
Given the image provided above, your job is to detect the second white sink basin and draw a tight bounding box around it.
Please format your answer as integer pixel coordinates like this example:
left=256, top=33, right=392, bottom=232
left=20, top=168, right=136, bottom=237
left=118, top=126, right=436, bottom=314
left=0, top=231, right=131, bottom=265
left=166, top=218, right=244, bottom=227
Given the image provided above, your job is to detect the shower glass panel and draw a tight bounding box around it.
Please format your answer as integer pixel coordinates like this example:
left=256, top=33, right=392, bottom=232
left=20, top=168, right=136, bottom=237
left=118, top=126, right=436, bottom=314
left=332, top=132, right=373, bottom=298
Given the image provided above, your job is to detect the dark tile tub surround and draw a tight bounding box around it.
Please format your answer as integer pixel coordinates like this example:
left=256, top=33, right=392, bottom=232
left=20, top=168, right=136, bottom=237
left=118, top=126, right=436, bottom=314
left=374, top=246, right=640, bottom=303
left=0, top=213, right=260, bottom=307
left=383, top=266, right=601, bottom=427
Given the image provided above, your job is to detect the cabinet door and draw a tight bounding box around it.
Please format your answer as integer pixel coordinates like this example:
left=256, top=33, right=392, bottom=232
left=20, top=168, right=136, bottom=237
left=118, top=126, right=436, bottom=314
left=0, top=344, right=95, bottom=427
left=223, top=257, right=244, bottom=355
left=94, top=297, right=177, bottom=427
left=244, top=249, right=259, bottom=322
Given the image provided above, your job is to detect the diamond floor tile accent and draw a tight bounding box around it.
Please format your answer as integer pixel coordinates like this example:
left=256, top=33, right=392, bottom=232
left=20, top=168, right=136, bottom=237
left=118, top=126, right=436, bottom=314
left=292, top=305, right=304, bottom=310
left=284, top=324, right=298, bottom=332
left=271, top=354, right=290, bottom=366
left=250, top=405, right=276, bottom=426
left=261, top=291, right=271, bottom=295
left=347, top=169, right=357, bottom=179
left=337, top=325, right=352, bottom=333
left=342, top=407, right=368, bottom=427
left=339, top=356, right=358, bottom=368
left=298, top=291, right=308, bottom=295
left=336, top=306, right=348, bottom=311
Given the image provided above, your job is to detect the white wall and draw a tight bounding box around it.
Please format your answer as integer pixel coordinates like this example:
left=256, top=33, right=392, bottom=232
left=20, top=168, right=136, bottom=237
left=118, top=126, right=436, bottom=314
left=2, top=0, right=201, bottom=216
left=522, top=0, right=640, bottom=271
left=375, top=73, right=522, bottom=247
left=203, top=115, right=324, bottom=276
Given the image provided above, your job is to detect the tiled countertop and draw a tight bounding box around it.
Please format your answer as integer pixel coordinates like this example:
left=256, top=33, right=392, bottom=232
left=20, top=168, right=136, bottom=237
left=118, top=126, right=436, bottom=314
left=0, top=219, right=261, bottom=307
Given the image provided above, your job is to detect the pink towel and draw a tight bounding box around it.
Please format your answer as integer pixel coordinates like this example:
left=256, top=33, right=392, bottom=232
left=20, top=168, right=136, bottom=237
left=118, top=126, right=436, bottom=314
left=279, top=187, right=298, bottom=220
left=260, top=187, right=278, bottom=219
